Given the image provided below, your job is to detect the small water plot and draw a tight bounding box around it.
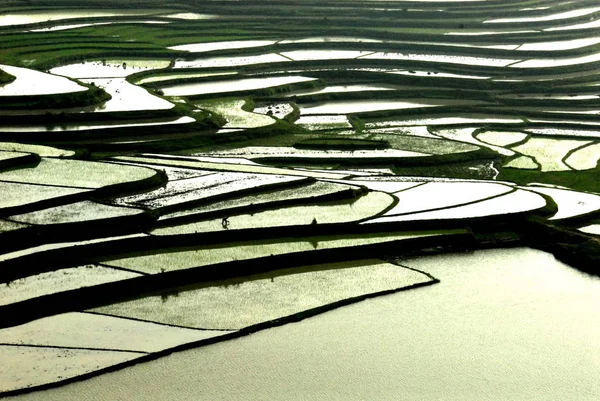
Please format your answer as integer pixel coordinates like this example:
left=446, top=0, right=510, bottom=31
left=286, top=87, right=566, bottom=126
left=446, top=29, right=537, bottom=36
left=0, top=265, right=140, bottom=306
left=564, top=142, right=600, bottom=170
left=365, top=188, right=547, bottom=223
left=279, top=50, right=374, bottom=61
left=0, top=116, right=195, bottom=132
left=0, top=158, right=157, bottom=189
left=524, top=128, right=600, bottom=139
left=524, top=185, right=600, bottom=221
left=484, top=7, right=600, bottom=23
left=516, top=36, right=600, bottom=51
left=152, top=190, right=395, bottom=234
left=376, top=181, right=515, bottom=217
left=0, top=312, right=228, bottom=354
left=298, top=100, right=440, bottom=115
left=0, top=233, right=147, bottom=265
left=195, top=99, right=275, bottom=128
left=202, top=146, right=430, bottom=162
left=0, top=346, right=141, bottom=394
left=0, top=181, right=89, bottom=212
left=388, top=70, right=491, bottom=80
left=360, top=52, right=520, bottom=67
left=111, top=155, right=349, bottom=180
left=510, top=52, right=600, bottom=69
left=504, top=155, right=539, bottom=170
left=367, top=126, right=439, bottom=139
left=475, top=130, right=528, bottom=147
left=79, top=78, right=174, bottom=112
left=0, top=142, right=74, bottom=158
left=160, top=180, right=361, bottom=222
left=0, top=64, right=86, bottom=96
left=278, top=37, right=384, bottom=44
left=161, top=13, right=217, bottom=20
left=90, top=259, right=434, bottom=330
left=135, top=71, right=237, bottom=85
left=374, top=134, right=480, bottom=155
left=0, top=219, right=28, bottom=233
left=511, top=137, right=591, bottom=172
left=365, top=116, right=524, bottom=128
left=327, top=179, right=423, bottom=193
left=174, top=53, right=289, bottom=69
left=169, top=40, right=277, bottom=53
left=7, top=201, right=145, bottom=225
left=253, top=103, right=294, bottom=119
left=27, top=20, right=170, bottom=32
left=111, top=172, right=307, bottom=211
left=288, top=84, right=396, bottom=97
left=579, top=224, right=600, bottom=235
left=50, top=60, right=171, bottom=79
left=545, top=18, right=600, bottom=31
left=295, top=115, right=353, bottom=130
left=432, top=128, right=514, bottom=156
left=0, top=9, right=166, bottom=27
left=160, top=76, right=317, bottom=97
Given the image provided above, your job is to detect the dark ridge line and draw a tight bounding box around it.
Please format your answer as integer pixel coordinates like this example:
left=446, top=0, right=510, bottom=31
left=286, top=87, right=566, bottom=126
left=0, top=278, right=438, bottom=398
left=82, top=311, right=237, bottom=333
left=0, top=152, right=40, bottom=173
left=388, top=261, right=440, bottom=282
left=0, top=343, right=148, bottom=355
left=0, top=232, right=475, bottom=329
left=95, top=262, right=151, bottom=276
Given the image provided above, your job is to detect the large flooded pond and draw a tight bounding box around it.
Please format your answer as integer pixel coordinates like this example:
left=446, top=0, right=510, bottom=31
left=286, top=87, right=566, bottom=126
left=10, top=248, right=599, bottom=400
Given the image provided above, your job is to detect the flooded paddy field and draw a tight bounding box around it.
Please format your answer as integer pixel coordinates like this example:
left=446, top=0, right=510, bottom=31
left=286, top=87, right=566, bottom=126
left=1, top=0, right=600, bottom=399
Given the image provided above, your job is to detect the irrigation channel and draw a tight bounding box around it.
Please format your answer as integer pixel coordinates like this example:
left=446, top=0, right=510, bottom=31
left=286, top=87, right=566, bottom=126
left=0, top=1, right=599, bottom=399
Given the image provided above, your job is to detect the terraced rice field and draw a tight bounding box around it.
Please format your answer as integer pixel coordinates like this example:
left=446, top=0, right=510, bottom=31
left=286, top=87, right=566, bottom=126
left=1, top=1, right=599, bottom=399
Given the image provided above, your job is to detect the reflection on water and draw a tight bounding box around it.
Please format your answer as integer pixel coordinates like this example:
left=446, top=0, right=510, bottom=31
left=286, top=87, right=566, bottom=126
left=11, top=248, right=600, bottom=400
